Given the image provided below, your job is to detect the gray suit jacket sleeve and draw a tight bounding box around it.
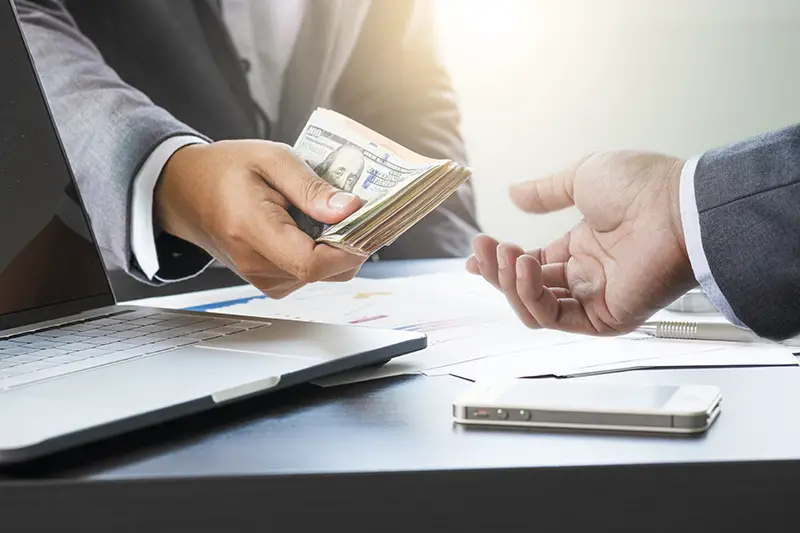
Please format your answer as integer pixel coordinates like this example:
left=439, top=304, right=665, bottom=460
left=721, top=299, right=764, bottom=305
left=332, top=0, right=480, bottom=260
left=694, top=123, right=800, bottom=341
left=15, top=0, right=208, bottom=283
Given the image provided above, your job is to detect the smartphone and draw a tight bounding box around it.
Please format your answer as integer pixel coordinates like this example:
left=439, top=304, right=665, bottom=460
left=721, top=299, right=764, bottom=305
left=453, top=379, right=722, bottom=435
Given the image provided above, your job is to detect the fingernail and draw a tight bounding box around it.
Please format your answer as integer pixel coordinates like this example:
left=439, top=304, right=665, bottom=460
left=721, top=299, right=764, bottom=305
left=497, top=249, right=508, bottom=270
left=516, top=256, right=526, bottom=278
left=328, top=192, right=358, bottom=211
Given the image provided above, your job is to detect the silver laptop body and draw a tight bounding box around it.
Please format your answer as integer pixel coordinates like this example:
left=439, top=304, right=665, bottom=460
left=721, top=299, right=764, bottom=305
left=0, top=1, right=425, bottom=464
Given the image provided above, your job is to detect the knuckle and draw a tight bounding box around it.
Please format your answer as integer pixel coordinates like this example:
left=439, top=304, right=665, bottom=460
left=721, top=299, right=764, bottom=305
left=300, top=177, right=329, bottom=203
left=221, top=217, right=249, bottom=246
left=270, top=143, right=301, bottom=168
left=271, top=142, right=294, bottom=157
left=293, top=260, right=322, bottom=283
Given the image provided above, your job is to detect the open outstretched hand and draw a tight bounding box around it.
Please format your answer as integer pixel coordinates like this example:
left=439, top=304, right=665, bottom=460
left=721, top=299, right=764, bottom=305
left=467, top=151, right=698, bottom=335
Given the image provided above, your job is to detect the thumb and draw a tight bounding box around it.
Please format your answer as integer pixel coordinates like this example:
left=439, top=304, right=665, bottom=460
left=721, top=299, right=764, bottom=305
left=509, top=156, right=587, bottom=214
left=257, top=144, right=362, bottom=224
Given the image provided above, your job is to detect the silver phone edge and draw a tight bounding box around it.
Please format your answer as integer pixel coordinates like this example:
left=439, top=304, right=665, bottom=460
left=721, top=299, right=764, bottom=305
left=452, top=399, right=722, bottom=435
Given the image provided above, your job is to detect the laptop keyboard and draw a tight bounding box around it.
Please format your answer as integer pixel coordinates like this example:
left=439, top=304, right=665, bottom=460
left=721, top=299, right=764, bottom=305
left=0, top=309, right=268, bottom=391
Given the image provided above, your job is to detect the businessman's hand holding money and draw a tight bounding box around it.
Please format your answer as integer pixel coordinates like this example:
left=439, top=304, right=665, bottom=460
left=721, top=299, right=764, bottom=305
left=156, top=140, right=366, bottom=299
left=155, top=108, right=468, bottom=299
left=467, top=151, right=698, bottom=336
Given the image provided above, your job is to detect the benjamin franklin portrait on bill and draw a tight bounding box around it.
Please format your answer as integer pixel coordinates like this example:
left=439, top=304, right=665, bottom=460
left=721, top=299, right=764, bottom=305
left=313, top=144, right=365, bottom=193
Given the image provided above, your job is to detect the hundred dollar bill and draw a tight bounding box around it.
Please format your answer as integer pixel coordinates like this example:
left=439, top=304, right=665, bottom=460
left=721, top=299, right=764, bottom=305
left=291, top=108, right=471, bottom=256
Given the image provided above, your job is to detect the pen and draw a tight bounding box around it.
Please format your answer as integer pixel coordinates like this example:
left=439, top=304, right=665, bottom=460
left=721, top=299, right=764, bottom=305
left=636, top=321, right=800, bottom=347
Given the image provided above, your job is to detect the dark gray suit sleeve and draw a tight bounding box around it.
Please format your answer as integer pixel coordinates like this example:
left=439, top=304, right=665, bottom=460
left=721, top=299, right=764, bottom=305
left=14, top=0, right=208, bottom=283
left=332, top=0, right=480, bottom=259
left=694, top=123, right=800, bottom=340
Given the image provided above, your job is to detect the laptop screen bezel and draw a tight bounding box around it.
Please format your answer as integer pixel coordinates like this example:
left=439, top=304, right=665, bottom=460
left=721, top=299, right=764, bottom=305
left=0, top=0, right=117, bottom=334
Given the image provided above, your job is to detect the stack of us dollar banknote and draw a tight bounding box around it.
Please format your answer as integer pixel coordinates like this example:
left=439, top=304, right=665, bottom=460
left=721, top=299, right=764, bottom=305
left=291, top=108, right=471, bottom=257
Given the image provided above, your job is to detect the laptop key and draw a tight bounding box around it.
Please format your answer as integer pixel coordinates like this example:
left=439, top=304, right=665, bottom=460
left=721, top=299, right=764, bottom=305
left=29, top=348, right=72, bottom=359
left=105, top=330, right=147, bottom=340
left=183, top=331, right=225, bottom=341
left=7, top=334, right=54, bottom=344
left=0, top=351, right=154, bottom=390
left=96, top=323, right=140, bottom=332
left=152, top=319, right=190, bottom=330
left=100, top=341, right=140, bottom=352
left=1, top=346, right=37, bottom=355
left=46, top=353, right=95, bottom=364
left=42, top=334, right=91, bottom=343
left=238, top=321, right=270, bottom=329
left=74, top=348, right=115, bottom=358
left=115, top=310, right=157, bottom=320
left=0, top=340, right=26, bottom=349
left=5, top=354, right=46, bottom=364
left=146, top=312, right=186, bottom=320
left=205, top=319, right=242, bottom=327
left=27, top=329, right=68, bottom=338
left=59, top=323, right=97, bottom=333
left=133, top=324, right=178, bottom=334
left=80, top=336, right=117, bottom=346
left=70, top=329, right=107, bottom=338
left=126, top=318, right=164, bottom=327
left=89, top=318, right=126, bottom=326
left=171, top=316, right=210, bottom=326
left=127, top=333, right=167, bottom=344
left=26, top=340, right=67, bottom=350
left=168, top=323, right=219, bottom=335
left=141, top=329, right=183, bottom=340
left=106, top=345, right=163, bottom=360
left=203, top=325, right=248, bottom=336
left=59, top=342, right=99, bottom=352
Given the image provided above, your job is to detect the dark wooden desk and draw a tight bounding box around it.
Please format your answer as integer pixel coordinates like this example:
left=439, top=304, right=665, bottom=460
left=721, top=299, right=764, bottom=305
left=2, top=260, right=799, bottom=532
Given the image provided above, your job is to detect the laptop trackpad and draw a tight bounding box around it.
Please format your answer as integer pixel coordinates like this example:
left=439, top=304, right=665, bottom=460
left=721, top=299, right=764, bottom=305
left=0, top=346, right=313, bottom=451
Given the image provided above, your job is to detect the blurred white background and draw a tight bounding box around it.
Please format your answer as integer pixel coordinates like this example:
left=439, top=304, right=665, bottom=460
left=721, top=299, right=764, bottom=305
left=433, top=0, right=800, bottom=249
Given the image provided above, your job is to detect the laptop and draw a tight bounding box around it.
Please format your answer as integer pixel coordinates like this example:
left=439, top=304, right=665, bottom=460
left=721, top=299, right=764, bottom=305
left=0, top=1, right=425, bottom=465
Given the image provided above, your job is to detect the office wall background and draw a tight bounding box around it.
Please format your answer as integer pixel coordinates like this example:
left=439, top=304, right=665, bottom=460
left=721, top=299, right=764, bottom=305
left=434, top=0, right=800, bottom=249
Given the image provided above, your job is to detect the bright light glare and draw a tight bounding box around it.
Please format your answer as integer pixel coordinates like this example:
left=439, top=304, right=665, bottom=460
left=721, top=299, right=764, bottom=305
left=434, top=0, right=529, bottom=61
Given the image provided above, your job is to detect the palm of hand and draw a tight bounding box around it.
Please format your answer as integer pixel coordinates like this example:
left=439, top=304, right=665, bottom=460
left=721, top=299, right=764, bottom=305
left=469, top=151, right=697, bottom=335
left=565, top=153, right=696, bottom=333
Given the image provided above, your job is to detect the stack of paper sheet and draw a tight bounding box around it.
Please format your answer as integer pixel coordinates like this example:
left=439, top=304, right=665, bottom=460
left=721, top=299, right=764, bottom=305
left=170, top=271, right=797, bottom=386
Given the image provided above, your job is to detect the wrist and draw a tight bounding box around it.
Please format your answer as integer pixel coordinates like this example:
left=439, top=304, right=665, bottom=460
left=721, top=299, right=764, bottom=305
left=666, top=157, right=688, bottom=261
left=154, top=143, right=206, bottom=247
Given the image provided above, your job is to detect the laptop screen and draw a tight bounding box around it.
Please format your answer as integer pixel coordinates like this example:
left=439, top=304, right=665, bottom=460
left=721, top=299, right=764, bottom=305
left=0, top=1, right=114, bottom=331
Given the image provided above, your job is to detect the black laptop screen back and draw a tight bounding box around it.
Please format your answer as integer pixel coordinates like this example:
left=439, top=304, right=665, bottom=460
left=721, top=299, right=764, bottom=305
left=0, top=1, right=114, bottom=331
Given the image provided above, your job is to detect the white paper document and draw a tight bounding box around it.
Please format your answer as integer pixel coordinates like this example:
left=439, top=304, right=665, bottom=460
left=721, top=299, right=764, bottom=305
left=425, top=333, right=797, bottom=381
left=187, top=271, right=797, bottom=386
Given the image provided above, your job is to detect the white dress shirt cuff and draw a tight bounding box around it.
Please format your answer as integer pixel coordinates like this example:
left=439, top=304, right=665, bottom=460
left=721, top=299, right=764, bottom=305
left=130, top=135, right=210, bottom=281
left=679, top=155, right=746, bottom=327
